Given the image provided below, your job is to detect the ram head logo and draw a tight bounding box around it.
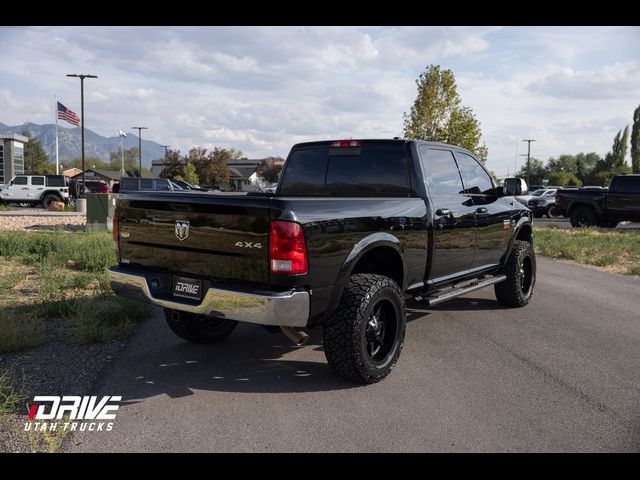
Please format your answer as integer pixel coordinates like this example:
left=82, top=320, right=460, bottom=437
left=175, top=220, right=190, bottom=241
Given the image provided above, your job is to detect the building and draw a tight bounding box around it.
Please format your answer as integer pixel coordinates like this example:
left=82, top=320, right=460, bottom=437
left=0, top=133, right=28, bottom=184
left=62, top=167, right=83, bottom=178
left=82, top=169, right=122, bottom=188
left=228, top=159, right=262, bottom=192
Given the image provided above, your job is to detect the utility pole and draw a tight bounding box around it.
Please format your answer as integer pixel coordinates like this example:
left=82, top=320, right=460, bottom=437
left=522, top=139, right=536, bottom=186
left=132, top=126, right=148, bottom=176
left=66, top=73, right=98, bottom=196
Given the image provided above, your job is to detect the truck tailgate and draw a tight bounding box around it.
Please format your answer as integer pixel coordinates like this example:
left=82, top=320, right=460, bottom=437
left=117, top=192, right=271, bottom=285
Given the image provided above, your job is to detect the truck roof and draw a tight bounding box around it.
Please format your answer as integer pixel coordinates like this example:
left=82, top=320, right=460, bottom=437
left=290, top=139, right=476, bottom=155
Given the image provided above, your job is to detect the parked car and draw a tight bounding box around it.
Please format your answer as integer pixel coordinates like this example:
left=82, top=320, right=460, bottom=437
left=119, top=177, right=185, bottom=193
left=527, top=188, right=559, bottom=218
left=556, top=175, right=640, bottom=227
left=109, top=139, right=535, bottom=384
left=170, top=179, right=209, bottom=192
left=0, top=175, right=70, bottom=208
left=71, top=179, right=111, bottom=196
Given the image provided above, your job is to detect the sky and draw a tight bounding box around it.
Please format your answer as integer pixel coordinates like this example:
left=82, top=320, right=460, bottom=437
left=1, top=26, right=639, bottom=177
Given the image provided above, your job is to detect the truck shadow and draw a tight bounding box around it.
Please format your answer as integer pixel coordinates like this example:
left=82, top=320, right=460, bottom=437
left=104, top=319, right=360, bottom=399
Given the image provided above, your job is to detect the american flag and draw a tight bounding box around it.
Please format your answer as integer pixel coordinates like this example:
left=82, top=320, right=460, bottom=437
left=57, top=101, right=80, bottom=126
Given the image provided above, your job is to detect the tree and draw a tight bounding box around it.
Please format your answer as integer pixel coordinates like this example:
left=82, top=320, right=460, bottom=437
left=21, top=131, right=52, bottom=174
left=108, top=147, right=143, bottom=173
left=631, top=104, right=640, bottom=173
left=590, top=127, right=632, bottom=186
left=187, top=147, right=236, bottom=187
left=575, top=152, right=601, bottom=185
left=159, top=149, right=184, bottom=179
left=547, top=171, right=582, bottom=187
left=403, top=64, right=488, bottom=161
left=182, top=162, right=199, bottom=185
left=256, top=156, right=284, bottom=184
left=516, top=158, right=546, bottom=186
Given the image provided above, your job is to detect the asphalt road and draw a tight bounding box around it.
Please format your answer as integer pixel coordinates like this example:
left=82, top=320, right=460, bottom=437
left=68, top=257, right=640, bottom=452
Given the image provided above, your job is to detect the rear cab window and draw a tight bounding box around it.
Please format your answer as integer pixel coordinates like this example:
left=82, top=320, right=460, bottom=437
left=279, top=142, right=413, bottom=197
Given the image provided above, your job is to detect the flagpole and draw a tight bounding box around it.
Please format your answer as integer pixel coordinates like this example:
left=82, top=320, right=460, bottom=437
left=55, top=95, right=59, bottom=175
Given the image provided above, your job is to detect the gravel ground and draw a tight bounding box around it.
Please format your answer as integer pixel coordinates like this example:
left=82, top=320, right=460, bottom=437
left=0, top=339, right=127, bottom=452
left=0, top=216, right=85, bottom=231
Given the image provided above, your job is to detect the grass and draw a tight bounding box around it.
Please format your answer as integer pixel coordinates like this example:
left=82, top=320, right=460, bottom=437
left=0, top=204, right=10, bottom=211
left=0, top=231, right=152, bottom=354
left=0, top=310, right=45, bottom=354
left=534, top=227, right=640, bottom=275
left=0, top=367, right=28, bottom=414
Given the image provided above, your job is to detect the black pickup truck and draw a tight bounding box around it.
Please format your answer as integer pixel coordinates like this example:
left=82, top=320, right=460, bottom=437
left=556, top=175, right=640, bottom=227
left=109, top=139, right=535, bottom=383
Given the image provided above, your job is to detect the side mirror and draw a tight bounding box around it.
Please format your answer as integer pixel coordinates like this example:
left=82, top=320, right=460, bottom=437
left=504, top=178, right=528, bottom=196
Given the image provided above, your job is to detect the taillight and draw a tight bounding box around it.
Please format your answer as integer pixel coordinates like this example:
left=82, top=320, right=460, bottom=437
left=270, top=221, right=307, bottom=275
left=113, top=206, right=120, bottom=262
left=330, top=140, right=362, bottom=148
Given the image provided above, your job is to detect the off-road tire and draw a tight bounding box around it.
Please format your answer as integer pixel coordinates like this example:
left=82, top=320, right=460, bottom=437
left=42, top=194, right=60, bottom=209
left=323, top=274, right=406, bottom=384
left=570, top=207, right=596, bottom=228
left=164, top=308, right=237, bottom=344
left=494, top=240, right=536, bottom=308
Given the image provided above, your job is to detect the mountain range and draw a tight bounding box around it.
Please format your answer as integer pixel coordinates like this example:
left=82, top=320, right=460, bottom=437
left=0, top=122, right=166, bottom=168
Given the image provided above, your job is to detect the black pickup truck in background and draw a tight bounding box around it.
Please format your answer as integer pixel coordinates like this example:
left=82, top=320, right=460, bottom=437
left=556, top=175, right=640, bottom=227
left=109, top=139, right=535, bottom=383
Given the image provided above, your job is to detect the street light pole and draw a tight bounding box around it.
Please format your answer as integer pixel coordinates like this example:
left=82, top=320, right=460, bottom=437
left=66, top=74, right=97, bottom=196
left=522, top=139, right=536, bottom=186
left=117, top=130, right=127, bottom=177
left=132, top=126, right=148, bottom=176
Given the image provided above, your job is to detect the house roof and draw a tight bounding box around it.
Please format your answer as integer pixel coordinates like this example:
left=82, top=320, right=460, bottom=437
left=229, top=166, right=257, bottom=180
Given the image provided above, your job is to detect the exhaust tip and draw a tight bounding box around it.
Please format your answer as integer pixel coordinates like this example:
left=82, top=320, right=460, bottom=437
left=280, top=326, right=310, bottom=346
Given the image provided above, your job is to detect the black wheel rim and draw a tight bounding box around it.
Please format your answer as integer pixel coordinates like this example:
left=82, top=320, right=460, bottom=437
left=519, top=256, right=533, bottom=296
left=365, top=299, right=398, bottom=364
left=575, top=213, right=589, bottom=227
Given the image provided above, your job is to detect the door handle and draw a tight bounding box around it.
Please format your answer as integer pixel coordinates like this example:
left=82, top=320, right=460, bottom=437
left=475, top=207, right=488, bottom=214
left=21, top=187, right=29, bottom=190
left=435, top=208, right=451, bottom=216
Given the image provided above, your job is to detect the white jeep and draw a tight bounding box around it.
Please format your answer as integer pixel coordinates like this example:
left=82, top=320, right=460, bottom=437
left=0, top=175, right=71, bottom=208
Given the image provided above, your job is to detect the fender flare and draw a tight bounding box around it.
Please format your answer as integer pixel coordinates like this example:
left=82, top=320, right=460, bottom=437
left=325, top=232, right=405, bottom=317
left=502, top=217, right=533, bottom=267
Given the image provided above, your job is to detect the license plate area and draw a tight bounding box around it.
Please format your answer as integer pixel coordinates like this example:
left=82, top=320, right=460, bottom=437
left=173, top=276, right=203, bottom=301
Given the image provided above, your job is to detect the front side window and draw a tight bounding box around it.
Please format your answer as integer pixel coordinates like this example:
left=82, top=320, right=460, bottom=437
left=454, top=152, right=493, bottom=195
left=13, top=176, right=28, bottom=185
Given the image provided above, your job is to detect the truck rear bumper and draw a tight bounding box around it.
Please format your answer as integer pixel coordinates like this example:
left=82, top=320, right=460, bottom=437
left=108, top=266, right=310, bottom=327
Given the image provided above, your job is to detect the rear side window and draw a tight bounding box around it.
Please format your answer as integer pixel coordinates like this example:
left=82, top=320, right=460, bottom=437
left=612, top=176, right=640, bottom=194
left=454, top=152, right=493, bottom=195
left=46, top=176, right=65, bottom=187
left=420, top=147, right=463, bottom=195
left=31, top=177, right=45, bottom=186
left=279, top=146, right=411, bottom=197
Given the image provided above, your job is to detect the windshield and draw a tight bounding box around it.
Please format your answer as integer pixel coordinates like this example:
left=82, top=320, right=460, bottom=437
left=531, top=189, right=546, bottom=196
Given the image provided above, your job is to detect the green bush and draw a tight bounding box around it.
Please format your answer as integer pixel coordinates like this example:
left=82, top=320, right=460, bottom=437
left=0, top=309, right=45, bottom=354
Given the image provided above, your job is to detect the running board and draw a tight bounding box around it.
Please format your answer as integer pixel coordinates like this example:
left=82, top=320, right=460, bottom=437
left=414, top=275, right=507, bottom=306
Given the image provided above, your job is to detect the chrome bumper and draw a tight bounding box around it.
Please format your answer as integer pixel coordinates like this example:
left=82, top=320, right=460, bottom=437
left=108, top=267, right=309, bottom=327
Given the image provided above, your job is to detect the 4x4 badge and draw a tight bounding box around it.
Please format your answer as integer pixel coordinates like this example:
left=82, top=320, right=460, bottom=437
left=175, top=220, right=190, bottom=241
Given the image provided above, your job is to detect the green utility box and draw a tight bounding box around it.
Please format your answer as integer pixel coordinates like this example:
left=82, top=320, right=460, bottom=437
left=86, top=193, right=117, bottom=232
